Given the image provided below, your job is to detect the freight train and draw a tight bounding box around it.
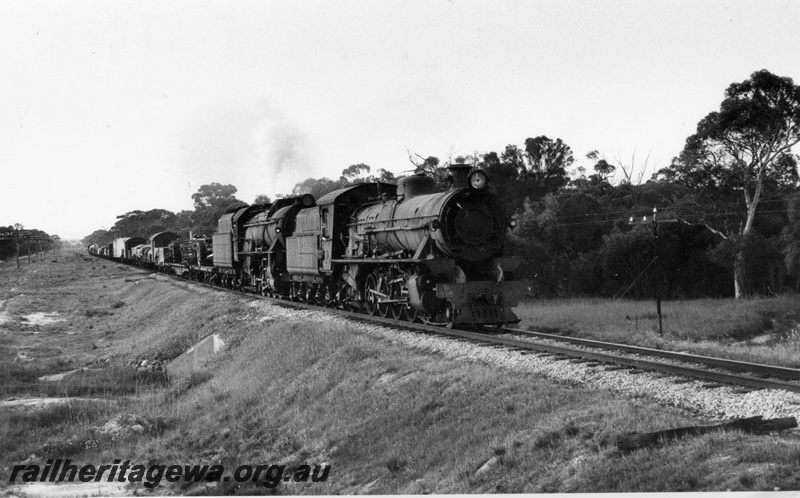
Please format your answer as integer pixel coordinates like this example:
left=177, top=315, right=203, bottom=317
left=90, top=165, right=529, bottom=327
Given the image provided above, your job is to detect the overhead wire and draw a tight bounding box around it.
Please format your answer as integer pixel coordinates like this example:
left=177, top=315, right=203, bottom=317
left=521, top=195, right=798, bottom=221
left=515, top=202, right=796, bottom=228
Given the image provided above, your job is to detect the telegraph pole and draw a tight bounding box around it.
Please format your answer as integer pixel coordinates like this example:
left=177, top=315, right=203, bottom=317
left=51, top=236, right=58, bottom=262
left=0, top=228, right=26, bottom=269
left=629, top=206, right=677, bottom=337
left=652, top=207, right=663, bottom=336
left=1, top=228, right=53, bottom=268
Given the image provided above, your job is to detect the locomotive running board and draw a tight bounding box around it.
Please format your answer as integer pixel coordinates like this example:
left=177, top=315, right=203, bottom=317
left=332, top=258, right=426, bottom=264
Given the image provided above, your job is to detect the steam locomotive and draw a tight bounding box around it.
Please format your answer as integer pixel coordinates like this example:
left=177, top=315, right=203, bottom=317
left=92, top=165, right=529, bottom=327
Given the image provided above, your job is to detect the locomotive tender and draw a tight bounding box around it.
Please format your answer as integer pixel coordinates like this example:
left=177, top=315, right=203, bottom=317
left=96, top=165, right=529, bottom=327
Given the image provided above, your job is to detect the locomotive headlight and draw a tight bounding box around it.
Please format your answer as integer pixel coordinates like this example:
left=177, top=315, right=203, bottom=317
left=469, top=170, right=488, bottom=190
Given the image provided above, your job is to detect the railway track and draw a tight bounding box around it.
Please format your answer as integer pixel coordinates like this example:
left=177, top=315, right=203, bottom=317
left=503, top=328, right=800, bottom=381
left=115, top=260, right=800, bottom=394
left=323, top=308, right=800, bottom=394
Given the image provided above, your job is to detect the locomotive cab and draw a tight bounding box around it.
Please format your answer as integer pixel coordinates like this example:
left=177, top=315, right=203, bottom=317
left=287, top=183, right=396, bottom=278
left=283, top=183, right=395, bottom=303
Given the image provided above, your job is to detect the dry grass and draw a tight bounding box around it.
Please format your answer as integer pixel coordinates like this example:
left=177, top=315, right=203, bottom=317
left=1, top=399, right=120, bottom=462
left=129, top=318, right=702, bottom=494
left=121, top=317, right=800, bottom=494
left=516, top=296, right=800, bottom=367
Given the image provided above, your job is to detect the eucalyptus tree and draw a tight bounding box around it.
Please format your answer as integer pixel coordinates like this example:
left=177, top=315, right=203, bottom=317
left=190, top=183, right=247, bottom=236
left=660, top=69, right=800, bottom=297
left=523, top=135, right=573, bottom=195
left=783, top=193, right=800, bottom=289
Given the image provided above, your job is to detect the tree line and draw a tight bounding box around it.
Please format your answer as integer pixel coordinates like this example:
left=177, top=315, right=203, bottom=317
left=82, top=183, right=254, bottom=248
left=83, top=69, right=800, bottom=299
left=0, top=224, right=59, bottom=262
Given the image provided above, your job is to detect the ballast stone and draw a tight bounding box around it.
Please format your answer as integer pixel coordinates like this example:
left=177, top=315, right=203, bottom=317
left=166, top=334, right=225, bottom=382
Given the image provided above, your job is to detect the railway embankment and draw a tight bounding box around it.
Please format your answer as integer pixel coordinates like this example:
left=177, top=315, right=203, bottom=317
left=3, top=251, right=800, bottom=495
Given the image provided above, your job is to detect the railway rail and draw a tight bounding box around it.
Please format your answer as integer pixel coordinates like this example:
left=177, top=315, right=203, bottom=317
left=112, top=259, right=800, bottom=394
left=503, top=328, right=800, bottom=382
left=319, top=308, right=800, bottom=394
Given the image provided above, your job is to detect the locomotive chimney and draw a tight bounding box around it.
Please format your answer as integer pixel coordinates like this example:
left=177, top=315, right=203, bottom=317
left=447, top=164, right=472, bottom=190
left=397, top=174, right=435, bottom=200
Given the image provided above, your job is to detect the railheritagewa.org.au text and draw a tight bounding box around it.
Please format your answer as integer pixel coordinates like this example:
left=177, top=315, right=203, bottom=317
left=9, top=459, right=331, bottom=489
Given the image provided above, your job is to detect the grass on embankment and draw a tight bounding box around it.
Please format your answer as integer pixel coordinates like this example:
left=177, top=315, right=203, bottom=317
left=516, top=296, right=800, bottom=367
left=139, top=319, right=800, bottom=494
left=3, top=253, right=800, bottom=494
left=8, top=314, right=800, bottom=493
left=24, top=317, right=797, bottom=494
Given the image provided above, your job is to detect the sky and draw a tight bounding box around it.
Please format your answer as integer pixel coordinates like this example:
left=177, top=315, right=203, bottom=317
left=1, top=0, right=799, bottom=240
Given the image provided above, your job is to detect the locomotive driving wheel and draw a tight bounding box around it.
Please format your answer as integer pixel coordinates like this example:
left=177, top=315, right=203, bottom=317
left=364, top=273, right=379, bottom=316
left=390, top=302, right=403, bottom=320
left=377, top=278, right=390, bottom=318
left=403, top=306, right=418, bottom=323
left=389, top=281, right=404, bottom=320
left=443, top=300, right=456, bottom=328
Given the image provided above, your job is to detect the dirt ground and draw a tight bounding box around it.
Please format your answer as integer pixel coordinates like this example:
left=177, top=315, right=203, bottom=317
left=1, top=251, right=147, bottom=389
